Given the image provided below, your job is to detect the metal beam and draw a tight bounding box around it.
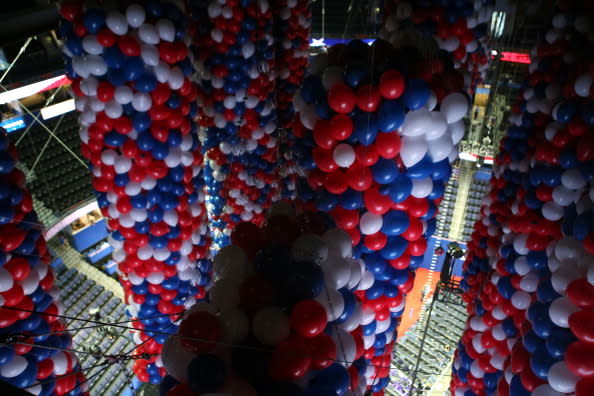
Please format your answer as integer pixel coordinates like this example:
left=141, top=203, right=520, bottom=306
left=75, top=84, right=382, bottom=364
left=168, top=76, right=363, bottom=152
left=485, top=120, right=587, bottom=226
left=0, top=6, right=60, bottom=46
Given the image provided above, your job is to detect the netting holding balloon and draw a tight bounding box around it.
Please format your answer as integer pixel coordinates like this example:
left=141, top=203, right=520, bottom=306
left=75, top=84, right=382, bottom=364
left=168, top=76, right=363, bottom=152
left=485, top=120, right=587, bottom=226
left=0, top=132, right=88, bottom=395
left=59, top=0, right=211, bottom=383
left=380, top=0, right=494, bottom=93
left=450, top=4, right=594, bottom=396
left=160, top=203, right=372, bottom=396
left=188, top=0, right=285, bottom=247
left=292, top=38, right=469, bottom=393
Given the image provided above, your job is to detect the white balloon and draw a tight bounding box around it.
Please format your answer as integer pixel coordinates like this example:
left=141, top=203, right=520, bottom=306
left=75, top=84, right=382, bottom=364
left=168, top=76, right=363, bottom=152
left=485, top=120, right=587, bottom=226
left=114, top=157, right=132, bottom=174
left=548, top=361, right=578, bottom=393
left=161, top=336, right=195, bottom=383
left=106, top=11, right=128, bottom=35
left=0, top=267, right=14, bottom=293
left=138, top=24, right=160, bottom=45
left=104, top=101, right=123, bottom=119
left=400, top=136, right=428, bottom=167
left=359, top=269, right=374, bottom=291
left=132, top=92, right=152, bottom=112
left=321, top=255, right=351, bottom=289
left=425, top=111, right=448, bottom=140
left=333, top=143, right=356, bottom=167
left=448, top=119, right=465, bottom=144
left=561, top=168, right=587, bottom=190
left=552, top=185, right=581, bottom=207
left=532, top=384, right=563, bottom=396
left=221, top=308, right=249, bottom=343
left=213, top=245, right=250, bottom=281
left=440, top=93, right=469, bottom=123
left=126, top=4, right=146, bottom=28
left=542, top=201, right=563, bottom=221
left=359, top=211, right=383, bottom=235
left=322, top=66, right=344, bottom=90
left=82, top=35, right=103, bottom=55
left=140, top=44, right=160, bottom=66
left=252, top=307, right=290, bottom=345
left=291, top=234, right=328, bottom=264
left=114, top=85, right=133, bottom=104
left=410, top=177, right=433, bottom=198
left=147, top=272, right=164, bottom=284
left=402, top=108, right=432, bottom=137
left=331, top=328, right=356, bottom=366
left=511, top=290, right=531, bottom=310
left=209, top=279, right=240, bottom=311
left=156, top=19, right=176, bottom=42
left=574, top=73, right=593, bottom=97
left=322, top=228, right=352, bottom=258
left=315, top=286, right=345, bottom=321
left=549, top=297, right=579, bottom=327
left=0, top=355, right=27, bottom=377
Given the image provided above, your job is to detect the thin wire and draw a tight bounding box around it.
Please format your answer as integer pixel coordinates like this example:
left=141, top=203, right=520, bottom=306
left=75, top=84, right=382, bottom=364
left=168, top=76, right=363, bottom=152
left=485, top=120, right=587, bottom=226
left=70, top=359, right=112, bottom=393
left=0, top=37, right=33, bottom=85
left=13, top=341, right=124, bottom=360
left=0, top=84, right=88, bottom=168
left=22, top=361, right=113, bottom=390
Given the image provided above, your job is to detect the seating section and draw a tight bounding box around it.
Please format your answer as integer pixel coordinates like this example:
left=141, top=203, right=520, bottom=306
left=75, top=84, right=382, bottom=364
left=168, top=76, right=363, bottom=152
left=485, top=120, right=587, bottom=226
left=460, top=176, right=490, bottom=241
left=386, top=300, right=467, bottom=396
left=53, top=265, right=135, bottom=395
left=434, top=166, right=460, bottom=238
left=9, top=111, right=94, bottom=219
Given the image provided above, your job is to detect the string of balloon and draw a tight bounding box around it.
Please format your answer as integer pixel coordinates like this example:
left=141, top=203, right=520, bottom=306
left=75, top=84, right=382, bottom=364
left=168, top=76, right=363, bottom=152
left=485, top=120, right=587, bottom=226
left=2, top=303, right=409, bottom=372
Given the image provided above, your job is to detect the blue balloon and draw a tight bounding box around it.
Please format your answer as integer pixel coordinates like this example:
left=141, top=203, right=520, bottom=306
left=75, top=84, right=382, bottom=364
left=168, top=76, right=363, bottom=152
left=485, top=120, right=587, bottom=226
left=372, top=158, right=398, bottom=184
left=380, top=236, right=408, bottom=260
left=0, top=346, right=15, bottom=366
left=381, top=211, right=409, bottom=236
left=82, top=8, right=106, bottom=34
left=378, top=100, right=405, bottom=132
left=388, top=176, right=412, bottom=203
left=310, top=364, right=350, bottom=396
left=403, top=79, right=430, bottom=110
left=187, top=354, right=226, bottom=394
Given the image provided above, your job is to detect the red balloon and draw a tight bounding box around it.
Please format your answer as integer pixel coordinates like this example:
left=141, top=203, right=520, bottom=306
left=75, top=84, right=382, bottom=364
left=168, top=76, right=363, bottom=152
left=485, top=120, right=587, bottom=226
left=230, top=222, right=264, bottom=256
left=375, top=132, right=401, bottom=159
left=346, top=164, right=373, bottom=192
left=355, top=144, right=379, bottom=166
left=566, top=341, right=594, bottom=377
left=1, top=283, right=24, bottom=306
left=290, top=300, right=328, bottom=338
left=364, top=232, right=387, bottom=251
left=576, top=378, right=594, bottom=396
left=178, top=311, right=223, bottom=354
left=167, top=384, right=198, bottom=396
left=96, top=28, right=116, bottom=47
left=363, top=188, right=393, bottom=215
left=0, top=226, right=26, bottom=251
left=313, top=147, right=339, bottom=173
left=239, top=274, right=274, bottom=313
left=37, top=359, right=54, bottom=380
left=356, top=84, right=381, bottom=112
left=328, top=84, right=356, bottom=114
left=313, top=119, right=335, bottom=149
left=402, top=217, right=423, bottom=241
left=269, top=337, right=311, bottom=380
left=567, top=279, right=594, bottom=309
left=4, top=257, right=30, bottom=281
left=379, top=70, right=405, bottom=99
left=408, top=238, right=427, bottom=256
left=308, top=333, right=337, bottom=370
left=325, top=170, right=349, bottom=194
left=331, top=207, right=359, bottom=230
left=330, top=114, right=353, bottom=140
left=569, top=310, right=594, bottom=343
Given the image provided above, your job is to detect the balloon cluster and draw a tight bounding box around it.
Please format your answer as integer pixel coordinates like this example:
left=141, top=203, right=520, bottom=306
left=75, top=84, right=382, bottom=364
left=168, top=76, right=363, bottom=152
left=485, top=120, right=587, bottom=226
left=272, top=0, right=312, bottom=201
left=0, top=132, right=88, bottom=395
left=160, top=203, right=374, bottom=396
left=59, top=1, right=211, bottom=383
left=380, top=0, right=494, bottom=93
left=450, top=5, right=594, bottom=396
left=189, top=0, right=290, bottom=246
left=293, top=39, right=469, bottom=393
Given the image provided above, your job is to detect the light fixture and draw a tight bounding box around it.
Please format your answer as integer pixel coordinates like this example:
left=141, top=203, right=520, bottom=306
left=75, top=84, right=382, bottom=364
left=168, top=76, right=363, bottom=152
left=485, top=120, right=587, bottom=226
left=40, top=99, right=75, bottom=120
left=0, top=75, right=70, bottom=105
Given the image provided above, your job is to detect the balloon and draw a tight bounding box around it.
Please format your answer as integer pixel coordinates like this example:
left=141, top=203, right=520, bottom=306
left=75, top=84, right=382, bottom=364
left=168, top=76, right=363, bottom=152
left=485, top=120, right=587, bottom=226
left=161, top=336, right=195, bottom=383
left=178, top=311, right=223, bottom=354
left=290, top=299, right=328, bottom=338
left=252, top=307, right=290, bottom=345
left=187, top=354, right=226, bottom=394
left=440, top=92, right=469, bottom=123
